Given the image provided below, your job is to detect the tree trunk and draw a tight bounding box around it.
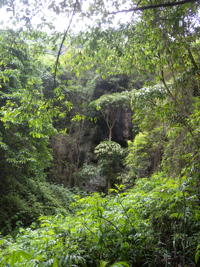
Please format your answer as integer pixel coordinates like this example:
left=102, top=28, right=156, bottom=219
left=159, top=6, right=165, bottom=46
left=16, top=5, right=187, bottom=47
left=108, top=127, right=112, bottom=141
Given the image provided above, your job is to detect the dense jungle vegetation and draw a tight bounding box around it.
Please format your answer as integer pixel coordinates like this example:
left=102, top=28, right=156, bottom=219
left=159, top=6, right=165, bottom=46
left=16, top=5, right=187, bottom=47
left=0, top=0, right=200, bottom=266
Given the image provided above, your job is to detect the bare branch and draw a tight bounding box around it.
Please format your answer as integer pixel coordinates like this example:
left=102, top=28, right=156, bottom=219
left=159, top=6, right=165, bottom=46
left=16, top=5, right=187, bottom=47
left=109, top=0, right=198, bottom=15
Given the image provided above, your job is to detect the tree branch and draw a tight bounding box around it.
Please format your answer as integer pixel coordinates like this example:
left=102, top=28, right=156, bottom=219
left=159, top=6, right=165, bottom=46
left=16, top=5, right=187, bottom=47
left=109, top=0, right=198, bottom=15
left=187, top=47, right=200, bottom=75
left=53, top=1, right=77, bottom=87
left=160, top=69, right=177, bottom=103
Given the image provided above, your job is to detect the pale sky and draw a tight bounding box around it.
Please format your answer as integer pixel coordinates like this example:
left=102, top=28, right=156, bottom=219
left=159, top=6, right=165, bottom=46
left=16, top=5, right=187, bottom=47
left=0, top=0, right=198, bottom=35
left=0, top=0, right=135, bottom=33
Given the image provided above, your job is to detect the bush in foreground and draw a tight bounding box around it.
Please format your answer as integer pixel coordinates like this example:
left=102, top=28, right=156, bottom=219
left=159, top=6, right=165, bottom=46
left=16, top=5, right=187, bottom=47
left=0, top=174, right=199, bottom=266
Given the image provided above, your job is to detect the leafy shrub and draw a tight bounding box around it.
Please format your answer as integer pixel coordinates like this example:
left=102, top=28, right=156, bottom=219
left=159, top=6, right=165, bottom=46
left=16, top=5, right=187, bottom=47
left=0, top=173, right=199, bottom=266
left=95, top=141, right=125, bottom=190
left=0, top=179, right=75, bottom=234
left=126, top=132, right=151, bottom=179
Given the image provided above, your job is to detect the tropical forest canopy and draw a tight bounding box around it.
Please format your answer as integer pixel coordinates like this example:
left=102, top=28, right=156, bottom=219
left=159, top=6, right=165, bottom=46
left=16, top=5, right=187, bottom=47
left=0, top=0, right=199, bottom=266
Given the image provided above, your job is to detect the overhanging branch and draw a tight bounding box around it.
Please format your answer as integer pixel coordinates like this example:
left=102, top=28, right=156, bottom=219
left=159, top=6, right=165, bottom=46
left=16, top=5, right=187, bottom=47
left=109, top=0, right=198, bottom=15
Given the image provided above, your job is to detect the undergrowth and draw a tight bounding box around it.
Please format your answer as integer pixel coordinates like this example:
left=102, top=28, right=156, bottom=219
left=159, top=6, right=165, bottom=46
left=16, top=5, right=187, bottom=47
left=0, top=173, right=199, bottom=267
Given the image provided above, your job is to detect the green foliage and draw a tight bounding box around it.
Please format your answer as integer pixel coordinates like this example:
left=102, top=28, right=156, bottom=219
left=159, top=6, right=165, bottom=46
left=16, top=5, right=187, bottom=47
left=95, top=141, right=124, bottom=160
left=0, top=173, right=199, bottom=266
left=0, top=177, right=75, bottom=234
left=0, top=2, right=199, bottom=267
left=91, top=92, right=131, bottom=111
left=0, top=29, right=71, bottom=233
left=126, top=132, right=151, bottom=179
left=0, top=29, right=55, bottom=169
left=95, top=141, right=124, bottom=189
left=128, top=85, right=166, bottom=134
left=77, top=164, right=102, bottom=183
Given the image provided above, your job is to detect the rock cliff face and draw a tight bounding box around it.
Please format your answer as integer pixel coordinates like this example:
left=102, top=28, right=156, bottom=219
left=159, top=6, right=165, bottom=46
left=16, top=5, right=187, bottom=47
left=50, top=134, right=76, bottom=187
left=92, top=76, right=133, bottom=146
left=112, top=109, right=133, bottom=146
left=92, top=109, right=133, bottom=147
left=50, top=76, right=133, bottom=190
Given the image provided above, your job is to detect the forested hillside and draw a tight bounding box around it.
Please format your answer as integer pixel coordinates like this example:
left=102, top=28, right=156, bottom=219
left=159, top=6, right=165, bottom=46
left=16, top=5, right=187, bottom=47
left=0, top=0, right=199, bottom=266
